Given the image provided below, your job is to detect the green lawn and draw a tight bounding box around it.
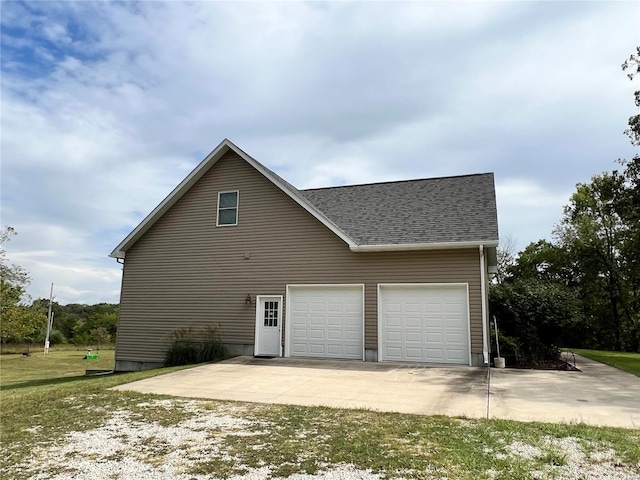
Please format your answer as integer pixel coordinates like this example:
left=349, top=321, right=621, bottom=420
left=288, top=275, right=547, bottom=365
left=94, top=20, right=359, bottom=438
left=1, top=349, right=639, bottom=480
left=571, top=349, right=640, bottom=377
left=0, top=348, right=116, bottom=388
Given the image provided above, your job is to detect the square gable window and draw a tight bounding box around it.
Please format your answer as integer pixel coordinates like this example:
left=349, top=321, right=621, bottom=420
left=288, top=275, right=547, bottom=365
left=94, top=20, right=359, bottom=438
left=217, top=191, right=238, bottom=226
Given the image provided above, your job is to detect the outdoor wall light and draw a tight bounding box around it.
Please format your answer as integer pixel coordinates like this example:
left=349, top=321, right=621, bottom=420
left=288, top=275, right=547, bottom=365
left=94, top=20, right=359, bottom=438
left=245, top=294, right=252, bottom=305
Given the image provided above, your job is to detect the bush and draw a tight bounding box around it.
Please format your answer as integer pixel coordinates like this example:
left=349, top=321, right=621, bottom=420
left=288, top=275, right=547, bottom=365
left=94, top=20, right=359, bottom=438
left=490, top=330, right=519, bottom=364
left=489, top=279, right=582, bottom=365
left=48, top=330, right=67, bottom=345
left=35, top=329, right=67, bottom=345
left=164, top=326, right=226, bottom=367
left=72, top=333, right=91, bottom=347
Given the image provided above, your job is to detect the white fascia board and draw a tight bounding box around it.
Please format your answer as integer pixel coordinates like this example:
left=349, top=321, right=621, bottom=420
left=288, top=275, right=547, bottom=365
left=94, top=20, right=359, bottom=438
left=350, top=240, right=499, bottom=252
left=109, top=139, right=357, bottom=259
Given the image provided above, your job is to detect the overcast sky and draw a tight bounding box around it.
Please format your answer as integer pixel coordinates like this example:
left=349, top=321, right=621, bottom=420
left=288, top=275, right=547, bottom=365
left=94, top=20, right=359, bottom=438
left=1, top=1, right=639, bottom=305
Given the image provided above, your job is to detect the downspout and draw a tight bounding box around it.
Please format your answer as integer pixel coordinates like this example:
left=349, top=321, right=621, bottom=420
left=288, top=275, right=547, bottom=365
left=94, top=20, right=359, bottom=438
left=479, top=245, right=489, bottom=365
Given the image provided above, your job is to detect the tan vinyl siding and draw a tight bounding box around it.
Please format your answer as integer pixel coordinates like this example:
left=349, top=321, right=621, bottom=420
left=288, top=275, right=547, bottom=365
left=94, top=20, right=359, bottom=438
left=116, top=151, right=482, bottom=363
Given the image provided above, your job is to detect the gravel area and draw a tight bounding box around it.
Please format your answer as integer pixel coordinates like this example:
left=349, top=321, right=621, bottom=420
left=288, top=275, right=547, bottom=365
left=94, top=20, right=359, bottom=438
left=509, top=437, right=639, bottom=480
left=17, top=399, right=384, bottom=480
left=11, top=399, right=640, bottom=480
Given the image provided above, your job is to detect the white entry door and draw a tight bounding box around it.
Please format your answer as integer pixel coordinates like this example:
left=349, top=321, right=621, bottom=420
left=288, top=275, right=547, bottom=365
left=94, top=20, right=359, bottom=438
left=254, top=296, right=282, bottom=357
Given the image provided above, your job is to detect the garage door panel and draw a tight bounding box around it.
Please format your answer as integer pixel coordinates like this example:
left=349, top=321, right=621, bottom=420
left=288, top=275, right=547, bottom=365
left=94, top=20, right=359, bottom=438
left=426, top=318, right=443, bottom=328
left=386, top=316, right=401, bottom=327
left=380, top=285, right=469, bottom=365
left=447, top=349, right=466, bottom=361
left=309, top=329, right=324, bottom=339
left=292, top=314, right=307, bottom=324
left=327, top=330, right=342, bottom=340
left=345, top=330, right=360, bottom=341
left=405, top=348, right=424, bottom=360
left=405, top=317, right=421, bottom=328
left=328, top=303, right=343, bottom=312
left=292, top=328, right=307, bottom=339
left=310, top=302, right=325, bottom=312
left=288, top=286, right=363, bottom=360
left=385, top=331, right=401, bottom=342
left=447, top=332, right=465, bottom=342
left=292, top=343, right=308, bottom=354
left=344, top=345, right=361, bottom=356
left=293, top=304, right=308, bottom=313
left=386, top=303, right=402, bottom=313
left=426, top=348, right=445, bottom=361
left=426, top=332, right=443, bottom=343
left=405, top=303, right=421, bottom=313
left=386, top=346, right=402, bottom=357
left=426, top=304, right=442, bottom=313
left=345, top=315, right=361, bottom=326
left=405, top=332, right=422, bottom=343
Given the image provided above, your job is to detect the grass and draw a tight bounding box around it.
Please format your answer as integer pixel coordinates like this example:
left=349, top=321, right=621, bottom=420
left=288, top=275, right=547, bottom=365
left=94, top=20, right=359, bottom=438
left=1, top=349, right=639, bottom=480
left=571, top=348, right=640, bottom=377
left=0, top=348, right=115, bottom=388
left=0, top=342, right=115, bottom=355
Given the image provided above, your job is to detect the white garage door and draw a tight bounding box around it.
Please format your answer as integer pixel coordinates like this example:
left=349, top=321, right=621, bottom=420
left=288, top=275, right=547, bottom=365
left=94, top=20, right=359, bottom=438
left=286, top=285, right=364, bottom=360
left=379, top=284, right=470, bottom=365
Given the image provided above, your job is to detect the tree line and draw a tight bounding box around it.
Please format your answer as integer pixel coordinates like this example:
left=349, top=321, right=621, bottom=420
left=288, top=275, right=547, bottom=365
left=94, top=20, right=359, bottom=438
left=33, top=300, right=118, bottom=347
left=0, top=227, right=118, bottom=350
left=490, top=48, right=640, bottom=363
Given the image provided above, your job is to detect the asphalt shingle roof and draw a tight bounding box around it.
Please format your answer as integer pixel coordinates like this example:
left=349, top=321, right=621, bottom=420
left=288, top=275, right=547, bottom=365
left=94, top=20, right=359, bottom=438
left=300, top=173, right=498, bottom=246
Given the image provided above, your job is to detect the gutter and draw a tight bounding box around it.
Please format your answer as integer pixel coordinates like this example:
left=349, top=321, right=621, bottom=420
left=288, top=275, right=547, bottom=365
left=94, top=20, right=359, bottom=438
left=479, top=245, right=489, bottom=365
left=350, top=240, right=498, bottom=252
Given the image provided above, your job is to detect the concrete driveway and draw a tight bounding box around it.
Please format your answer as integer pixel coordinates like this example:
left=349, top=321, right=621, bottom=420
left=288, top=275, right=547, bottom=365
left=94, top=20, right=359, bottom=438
left=113, top=355, right=640, bottom=428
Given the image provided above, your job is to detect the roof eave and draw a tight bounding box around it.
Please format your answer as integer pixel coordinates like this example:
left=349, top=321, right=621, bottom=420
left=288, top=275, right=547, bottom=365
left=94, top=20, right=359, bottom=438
left=349, top=240, right=499, bottom=252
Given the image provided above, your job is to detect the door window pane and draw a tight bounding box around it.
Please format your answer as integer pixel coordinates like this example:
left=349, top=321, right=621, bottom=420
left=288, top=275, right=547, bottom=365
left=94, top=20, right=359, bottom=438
left=264, top=301, right=278, bottom=327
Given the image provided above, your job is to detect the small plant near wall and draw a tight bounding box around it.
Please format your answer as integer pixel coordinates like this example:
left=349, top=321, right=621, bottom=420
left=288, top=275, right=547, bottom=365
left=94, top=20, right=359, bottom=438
left=164, top=326, right=226, bottom=366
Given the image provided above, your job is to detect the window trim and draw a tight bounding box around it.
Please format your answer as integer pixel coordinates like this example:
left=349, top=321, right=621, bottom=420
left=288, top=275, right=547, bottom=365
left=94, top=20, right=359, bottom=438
left=216, top=190, right=239, bottom=227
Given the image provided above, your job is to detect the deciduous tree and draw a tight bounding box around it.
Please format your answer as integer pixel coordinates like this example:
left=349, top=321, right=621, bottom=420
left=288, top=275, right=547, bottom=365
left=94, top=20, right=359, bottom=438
left=0, top=227, right=45, bottom=347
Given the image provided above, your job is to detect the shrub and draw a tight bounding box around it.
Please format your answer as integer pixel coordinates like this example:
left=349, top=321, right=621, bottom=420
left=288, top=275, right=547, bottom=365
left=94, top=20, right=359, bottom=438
left=489, top=279, right=582, bottom=365
left=48, top=330, right=66, bottom=345
left=490, top=329, right=519, bottom=364
left=164, top=326, right=226, bottom=367
left=72, top=333, right=91, bottom=347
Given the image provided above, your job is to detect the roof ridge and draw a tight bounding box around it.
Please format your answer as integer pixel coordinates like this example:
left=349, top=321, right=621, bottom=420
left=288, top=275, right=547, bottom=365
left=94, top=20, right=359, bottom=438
left=301, top=172, right=494, bottom=192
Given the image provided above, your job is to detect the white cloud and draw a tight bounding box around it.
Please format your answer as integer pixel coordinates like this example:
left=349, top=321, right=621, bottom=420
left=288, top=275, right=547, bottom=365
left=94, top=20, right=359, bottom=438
left=495, top=179, right=573, bottom=252
left=1, top=1, right=638, bottom=303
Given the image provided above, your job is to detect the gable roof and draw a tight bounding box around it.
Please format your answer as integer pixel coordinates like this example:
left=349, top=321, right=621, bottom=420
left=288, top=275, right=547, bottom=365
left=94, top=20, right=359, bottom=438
left=110, top=139, right=498, bottom=259
left=301, top=174, right=498, bottom=251
left=110, top=139, right=356, bottom=259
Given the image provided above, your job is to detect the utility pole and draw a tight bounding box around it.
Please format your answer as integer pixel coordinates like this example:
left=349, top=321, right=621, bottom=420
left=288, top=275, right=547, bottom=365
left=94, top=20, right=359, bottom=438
left=44, top=283, right=54, bottom=355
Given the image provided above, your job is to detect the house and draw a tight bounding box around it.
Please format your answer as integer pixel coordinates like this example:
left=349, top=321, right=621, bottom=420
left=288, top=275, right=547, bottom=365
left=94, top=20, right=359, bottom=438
left=110, top=139, right=498, bottom=371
